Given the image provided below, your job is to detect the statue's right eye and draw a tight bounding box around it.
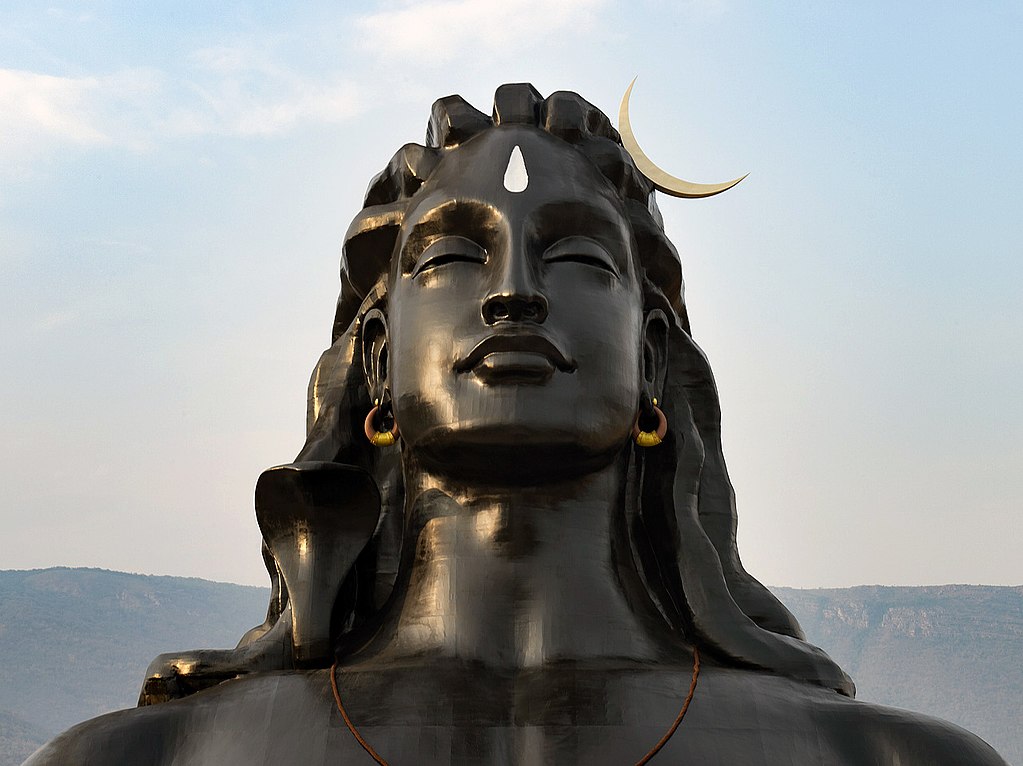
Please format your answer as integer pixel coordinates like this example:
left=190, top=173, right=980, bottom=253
left=412, top=236, right=487, bottom=277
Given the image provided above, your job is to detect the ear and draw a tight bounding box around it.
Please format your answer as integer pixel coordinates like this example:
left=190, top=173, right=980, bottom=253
left=642, top=308, right=669, bottom=398
left=361, top=308, right=389, bottom=402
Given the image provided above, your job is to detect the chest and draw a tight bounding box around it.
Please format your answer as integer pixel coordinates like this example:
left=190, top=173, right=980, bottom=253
left=169, top=666, right=850, bottom=766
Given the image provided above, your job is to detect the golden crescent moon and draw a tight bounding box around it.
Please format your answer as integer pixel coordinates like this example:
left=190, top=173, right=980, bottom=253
left=619, top=78, right=747, bottom=199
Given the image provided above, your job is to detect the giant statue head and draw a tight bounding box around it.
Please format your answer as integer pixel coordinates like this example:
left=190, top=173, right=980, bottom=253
left=266, top=83, right=853, bottom=695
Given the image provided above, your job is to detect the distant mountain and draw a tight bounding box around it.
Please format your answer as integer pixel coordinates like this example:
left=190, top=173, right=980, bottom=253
left=0, top=570, right=1019, bottom=765
left=0, top=567, right=269, bottom=765
left=774, top=584, right=1023, bottom=765
left=0, top=712, right=45, bottom=766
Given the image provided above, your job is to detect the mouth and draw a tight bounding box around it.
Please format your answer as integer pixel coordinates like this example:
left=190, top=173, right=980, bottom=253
left=454, top=334, right=577, bottom=385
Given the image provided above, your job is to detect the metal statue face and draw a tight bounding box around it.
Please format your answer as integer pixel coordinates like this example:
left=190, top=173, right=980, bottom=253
left=386, top=126, right=644, bottom=479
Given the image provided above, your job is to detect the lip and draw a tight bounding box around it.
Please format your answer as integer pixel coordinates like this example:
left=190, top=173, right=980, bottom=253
left=454, top=334, right=576, bottom=384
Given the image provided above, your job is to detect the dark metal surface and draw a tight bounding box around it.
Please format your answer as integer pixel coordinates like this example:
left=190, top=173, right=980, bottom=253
left=24, top=84, right=1008, bottom=765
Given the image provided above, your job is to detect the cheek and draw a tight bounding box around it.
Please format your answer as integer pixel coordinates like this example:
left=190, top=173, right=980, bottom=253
left=386, top=278, right=480, bottom=428
left=554, top=281, right=644, bottom=436
left=550, top=274, right=644, bottom=381
left=569, top=315, right=643, bottom=435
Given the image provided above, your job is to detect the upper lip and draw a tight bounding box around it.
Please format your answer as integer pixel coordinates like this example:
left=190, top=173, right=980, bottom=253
left=454, top=333, right=577, bottom=373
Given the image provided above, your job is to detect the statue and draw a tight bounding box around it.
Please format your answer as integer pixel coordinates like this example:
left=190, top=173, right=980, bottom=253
left=25, top=84, right=1007, bottom=765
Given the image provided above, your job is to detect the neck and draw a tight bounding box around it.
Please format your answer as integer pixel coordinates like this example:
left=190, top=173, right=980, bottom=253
left=358, top=453, right=682, bottom=669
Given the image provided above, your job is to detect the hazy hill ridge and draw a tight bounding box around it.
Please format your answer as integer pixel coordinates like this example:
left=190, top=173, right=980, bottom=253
left=0, top=567, right=269, bottom=764
left=1, top=569, right=1019, bottom=765
left=774, top=584, right=1023, bottom=764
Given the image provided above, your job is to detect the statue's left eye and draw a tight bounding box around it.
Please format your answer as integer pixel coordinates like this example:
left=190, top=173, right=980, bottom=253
left=412, top=236, right=487, bottom=276
left=543, top=236, right=620, bottom=277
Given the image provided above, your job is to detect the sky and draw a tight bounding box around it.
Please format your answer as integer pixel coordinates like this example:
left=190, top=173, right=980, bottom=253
left=1, top=1, right=1020, bottom=589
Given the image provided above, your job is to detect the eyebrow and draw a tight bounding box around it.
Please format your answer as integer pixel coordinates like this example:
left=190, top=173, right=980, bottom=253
left=530, top=199, right=633, bottom=266
left=400, top=199, right=501, bottom=271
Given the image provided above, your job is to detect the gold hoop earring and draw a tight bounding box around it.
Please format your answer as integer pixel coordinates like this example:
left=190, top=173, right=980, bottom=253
left=364, top=398, right=399, bottom=447
left=633, top=397, right=667, bottom=448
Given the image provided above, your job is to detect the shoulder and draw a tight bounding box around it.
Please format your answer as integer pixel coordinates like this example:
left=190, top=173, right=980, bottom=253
left=23, top=702, right=187, bottom=766
left=23, top=670, right=366, bottom=766
left=815, top=690, right=1008, bottom=765
left=685, top=665, right=1007, bottom=765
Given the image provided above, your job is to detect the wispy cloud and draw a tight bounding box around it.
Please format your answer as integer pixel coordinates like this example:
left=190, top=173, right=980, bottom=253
left=168, top=46, right=362, bottom=136
left=0, top=0, right=612, bottom=171
left=0, top=49, right=363, bottom=175
left=45, top=7, right=94, bottom=23
left=0, top=67, right=163, bottom=176
left=354, top=0, right=607, bottom=63
left=0, top=69, right=110, bottom=147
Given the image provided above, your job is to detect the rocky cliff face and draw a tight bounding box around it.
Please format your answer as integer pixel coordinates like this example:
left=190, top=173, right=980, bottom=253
left=774, top=584, right=1023, bottom=764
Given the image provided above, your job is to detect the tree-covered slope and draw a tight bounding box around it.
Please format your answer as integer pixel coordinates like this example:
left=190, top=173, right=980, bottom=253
left=0, top=567, right=268, bottom=761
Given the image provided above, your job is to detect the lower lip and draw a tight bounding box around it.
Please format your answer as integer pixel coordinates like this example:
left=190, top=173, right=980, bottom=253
left=473, top=351, right=556, bottom=384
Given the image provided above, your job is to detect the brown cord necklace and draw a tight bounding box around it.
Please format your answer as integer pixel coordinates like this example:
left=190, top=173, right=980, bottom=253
left=330, top=646, right=700, bottom=765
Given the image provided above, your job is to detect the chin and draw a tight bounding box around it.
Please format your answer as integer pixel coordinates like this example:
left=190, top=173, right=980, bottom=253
left=404, top=417, right=632, bottom=483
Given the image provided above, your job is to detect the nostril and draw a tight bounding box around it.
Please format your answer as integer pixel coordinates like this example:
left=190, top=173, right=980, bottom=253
left=483, top=294, right=547, bottom=324
left=528, top=297, right=548, bottom=323
left=483, top=297, right=512, bottom=324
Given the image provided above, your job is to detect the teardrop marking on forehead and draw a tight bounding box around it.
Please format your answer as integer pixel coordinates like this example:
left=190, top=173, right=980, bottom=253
left=503, top=145, right=528, bottom=193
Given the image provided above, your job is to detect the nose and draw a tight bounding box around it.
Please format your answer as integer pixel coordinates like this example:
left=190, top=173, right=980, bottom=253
left=482, top=219, right=548, bottom=325
left=482, top=293, right=548, bottom=325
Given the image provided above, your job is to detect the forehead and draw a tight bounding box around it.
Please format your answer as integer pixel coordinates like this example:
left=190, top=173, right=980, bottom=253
left=403, top=126, right=629, bottom=227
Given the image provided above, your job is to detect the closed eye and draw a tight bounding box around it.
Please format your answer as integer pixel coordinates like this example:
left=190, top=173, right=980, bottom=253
left=412, top=236, right=487, bottom=277
left=542, top=236, right=620, bottom=278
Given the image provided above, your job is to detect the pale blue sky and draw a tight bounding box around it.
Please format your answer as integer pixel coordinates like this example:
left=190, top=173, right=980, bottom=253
left=1, top=1, right=1020, bottom=587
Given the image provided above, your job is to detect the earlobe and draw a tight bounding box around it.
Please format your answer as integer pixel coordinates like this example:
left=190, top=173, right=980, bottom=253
left=361, top=308, right=390, bottom=400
